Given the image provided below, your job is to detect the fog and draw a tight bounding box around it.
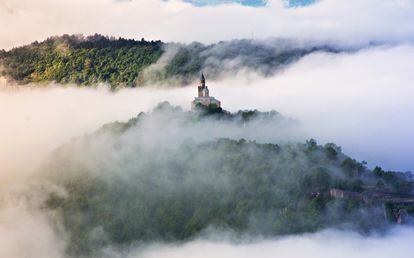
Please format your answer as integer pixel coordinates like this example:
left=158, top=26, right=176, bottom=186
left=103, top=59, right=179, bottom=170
left=0, top=84, right=190, bottom=184
left=132, top=227, right=414, bottom=258
left=215, top=44, right=414, bottom=171
left=2, top=0, right=414, bottom=49
left=0, top=187, right=66, bottom=258
left=1, top=44, right=413, bottom=182
left=0, top=43, right=413, bottom=257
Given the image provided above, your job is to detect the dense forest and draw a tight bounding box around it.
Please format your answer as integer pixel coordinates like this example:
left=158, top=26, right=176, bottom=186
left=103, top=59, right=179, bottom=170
left=0, top=34, right=340, bottom=88
left=42, top=103, right=414, bottom=256
left=0, top=34, right=163, bottom=88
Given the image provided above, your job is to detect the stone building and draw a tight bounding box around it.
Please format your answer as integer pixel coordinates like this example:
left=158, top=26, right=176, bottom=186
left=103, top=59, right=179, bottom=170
left=191, top=74, right=221, bottom=110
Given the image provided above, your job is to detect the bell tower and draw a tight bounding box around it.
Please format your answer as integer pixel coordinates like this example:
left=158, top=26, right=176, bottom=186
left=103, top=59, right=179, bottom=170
left=198, top=73, right=206, bottom=97
left=192, top=73, right=221, bottom=110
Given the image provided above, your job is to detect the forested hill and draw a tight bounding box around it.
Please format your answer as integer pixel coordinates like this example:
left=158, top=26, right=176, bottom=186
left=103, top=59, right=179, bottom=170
left=0, top=35, right=163, bottom=88
left=0, top=34, right=340, bottom=88
left=42, top=103, right=414, bottom=256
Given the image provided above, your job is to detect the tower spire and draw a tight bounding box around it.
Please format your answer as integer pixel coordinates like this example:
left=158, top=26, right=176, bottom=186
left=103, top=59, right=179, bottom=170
left=200, top=73, right=205, bottom=86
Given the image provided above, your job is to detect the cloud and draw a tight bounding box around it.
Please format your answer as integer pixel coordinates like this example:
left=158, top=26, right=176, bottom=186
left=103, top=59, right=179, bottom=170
left=181, top=0, right=267, bottom=7
left=130, top=227, right=414, bottom=258
left=1, top=0, right=414, bottom=49
left=0, top=83, right=193, bottom=184
left=0, top=182, right=66, bottom=258
left=212, top=44, right=414, bottom=171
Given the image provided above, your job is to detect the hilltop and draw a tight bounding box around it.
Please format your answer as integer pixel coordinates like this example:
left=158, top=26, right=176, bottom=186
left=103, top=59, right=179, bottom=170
left=0, top=34, right=341, bottom=88
left=41, top=103, right=414, bottom=256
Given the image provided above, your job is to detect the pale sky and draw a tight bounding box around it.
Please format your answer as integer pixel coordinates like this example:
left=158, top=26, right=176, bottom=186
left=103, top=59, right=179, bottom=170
left=1, top=0, right=414, bottom=49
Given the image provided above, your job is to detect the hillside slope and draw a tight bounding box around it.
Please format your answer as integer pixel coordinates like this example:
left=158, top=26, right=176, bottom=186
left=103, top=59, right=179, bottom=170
left=42, top=103, right=414, bottom=255
left=0, top=34, right=340, bottom=88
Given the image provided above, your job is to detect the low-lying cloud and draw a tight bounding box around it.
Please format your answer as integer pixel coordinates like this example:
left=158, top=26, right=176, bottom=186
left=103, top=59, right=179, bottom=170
left=131, top=227, right=414, bottom=258
left=1, top=0, right=414, bottom=49
left=0, top=189, right=66, bottom=258
left=214, top=44, right=414, bottom=171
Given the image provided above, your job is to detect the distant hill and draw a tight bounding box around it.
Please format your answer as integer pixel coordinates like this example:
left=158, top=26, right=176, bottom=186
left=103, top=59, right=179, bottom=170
left=0, top=34, right=341, bottom=88
left=0, top=34, right=163, bottom=88
left=42, top=103, right=414, bottom=256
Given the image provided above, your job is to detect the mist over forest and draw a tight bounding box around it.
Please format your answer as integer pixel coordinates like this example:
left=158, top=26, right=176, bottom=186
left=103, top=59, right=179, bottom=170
left=40, top=103, right=413, bottom=256
left=0, top=34, right=344, bottom=88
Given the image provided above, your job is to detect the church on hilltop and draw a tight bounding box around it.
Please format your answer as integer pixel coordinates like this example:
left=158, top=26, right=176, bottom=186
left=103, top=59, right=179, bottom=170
left=191, top=74, right=221, bottom=110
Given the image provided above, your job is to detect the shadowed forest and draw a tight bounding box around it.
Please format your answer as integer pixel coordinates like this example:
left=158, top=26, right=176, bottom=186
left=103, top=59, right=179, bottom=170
left=42, top=103, right=414, bottom=256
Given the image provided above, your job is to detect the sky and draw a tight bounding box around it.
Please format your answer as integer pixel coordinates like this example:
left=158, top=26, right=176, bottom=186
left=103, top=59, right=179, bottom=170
left=182, top=0, right=316, bottom=7
left=182, top=0, right=268, bottom=7
left=1, top=0, right=414, bottom=50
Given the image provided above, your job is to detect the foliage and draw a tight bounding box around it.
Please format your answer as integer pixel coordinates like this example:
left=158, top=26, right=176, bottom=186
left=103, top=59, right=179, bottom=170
left=1, top=34, right=163, bottom=87
left=341, top=158, right=366, bottom=178
left=373, top=166, right=414, bottom=195
left=41, top=104, right=413, bottom=255
left=1, top=35, right=340, bottom=88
